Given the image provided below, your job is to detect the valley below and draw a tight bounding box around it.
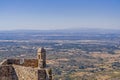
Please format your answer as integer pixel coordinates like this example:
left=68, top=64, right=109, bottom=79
left=1, top=30, right=120, bottom=80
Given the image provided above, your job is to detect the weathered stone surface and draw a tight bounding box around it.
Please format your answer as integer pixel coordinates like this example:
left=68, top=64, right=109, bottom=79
left=0, top=65, right=52, bottom=80
left=0, top=48, right=52, bottom=80
left=37, top=48, right=46, bottom=68
left=1, top=59, right=38, bottom=68
left=21, top=59, right=38, bottom=68
left=38, top=69, right=46, bottom=80
left=0, top=65, right=18, bottom=80
left=13, top=65, right=38, bottom=80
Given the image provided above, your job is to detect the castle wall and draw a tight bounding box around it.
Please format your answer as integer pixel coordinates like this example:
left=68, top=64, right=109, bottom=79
left=0, top=65, right=51, bottom=80
left=0, top=59, right=8, bottom=65
left=13, top=65, right=48, bottom=80
left=0, top=48, right=52, bottom=80
left=38, top=69, right=47, bottom=80
left=21, top=59, right=38, bottom=67
left=13, top=65, right=38, bottom=80
left=1, top=59, right=38, bottom=68
left=0, top=65, right=18, bottom=80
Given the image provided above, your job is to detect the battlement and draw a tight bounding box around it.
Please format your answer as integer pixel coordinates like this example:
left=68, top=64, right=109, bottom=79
left=1, top=59, right=38, bottom=68
left=0, top=48, right=52, bottom=80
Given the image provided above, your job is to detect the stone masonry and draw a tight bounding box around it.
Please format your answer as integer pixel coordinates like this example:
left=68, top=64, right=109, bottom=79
left=0, top=48, right=52, bottom=80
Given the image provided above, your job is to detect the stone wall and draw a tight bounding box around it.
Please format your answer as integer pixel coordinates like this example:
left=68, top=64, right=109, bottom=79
left=0, top=47, right=52, bottom=80
left=0, top=58, right=52, bottom=80
left=21, top=59, right=38, bottom=67
left=13, top=65, right=38, bottom=80
left=1, top=59, right=38, bottom=68
left=0, top=65, right=51, bottom=80
left=38, top=69, right=47, bottom=80
left=0, top=65, right=18, bottom=80
left=0, top=59, right=8, bottom=65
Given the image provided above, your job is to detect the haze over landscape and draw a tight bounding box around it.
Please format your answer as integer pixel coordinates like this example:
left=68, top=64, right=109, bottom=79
left=0, top=0, right=120, bottom=30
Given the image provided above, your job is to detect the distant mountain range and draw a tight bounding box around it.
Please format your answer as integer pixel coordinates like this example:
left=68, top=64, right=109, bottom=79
left=0, top=28, right=120, bottom=34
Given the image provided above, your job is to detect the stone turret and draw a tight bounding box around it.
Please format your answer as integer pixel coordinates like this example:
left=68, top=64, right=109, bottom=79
left=37, top=47, right=46, bottom=68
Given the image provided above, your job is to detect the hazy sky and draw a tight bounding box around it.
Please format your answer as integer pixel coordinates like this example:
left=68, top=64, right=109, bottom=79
left=0, top=0, right=120, bottom=30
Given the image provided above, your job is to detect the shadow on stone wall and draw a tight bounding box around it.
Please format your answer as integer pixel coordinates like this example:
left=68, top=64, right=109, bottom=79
left=0, top=65, right=18, bottom=80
